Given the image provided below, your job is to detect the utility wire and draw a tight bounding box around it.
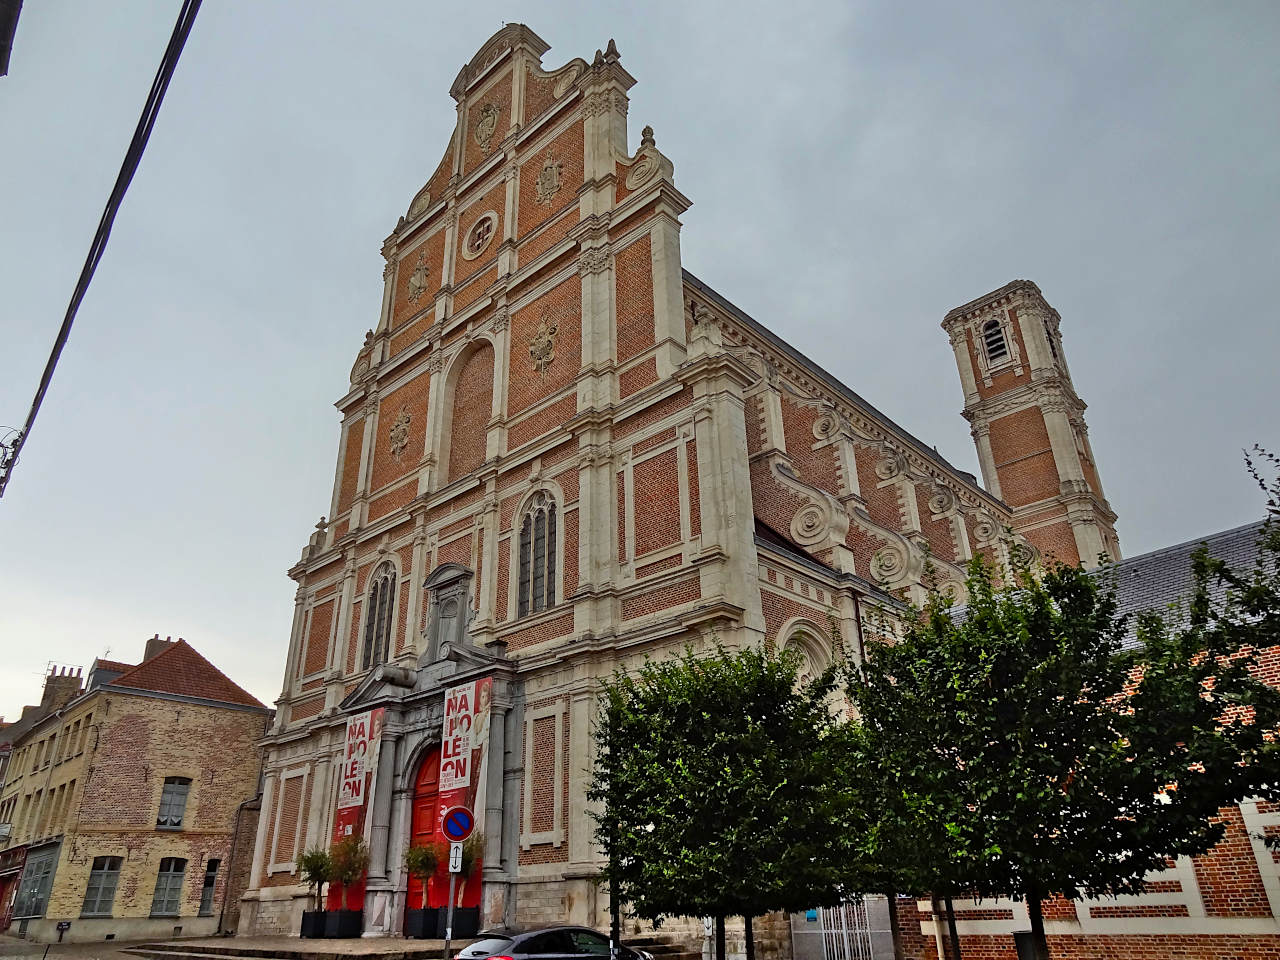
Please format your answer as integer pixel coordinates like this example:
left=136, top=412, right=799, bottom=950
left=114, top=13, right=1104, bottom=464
left=0, top=0, right=202, bottom=499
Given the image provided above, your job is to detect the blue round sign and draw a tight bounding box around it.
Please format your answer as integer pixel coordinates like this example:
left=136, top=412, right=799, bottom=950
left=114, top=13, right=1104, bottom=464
left=441, top=805, right=474, bottom=841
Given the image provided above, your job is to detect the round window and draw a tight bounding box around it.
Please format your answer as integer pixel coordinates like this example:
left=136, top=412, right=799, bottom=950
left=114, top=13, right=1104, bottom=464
left=462, top=211, right=499, bottom=260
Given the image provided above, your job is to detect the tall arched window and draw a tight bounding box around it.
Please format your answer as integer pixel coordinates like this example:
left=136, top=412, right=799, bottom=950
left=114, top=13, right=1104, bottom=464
left=361, top=561, right=397, bottom=670
left=518, top=492, right=557, bottom=618
left=982, top=318, right=1009, bottom=364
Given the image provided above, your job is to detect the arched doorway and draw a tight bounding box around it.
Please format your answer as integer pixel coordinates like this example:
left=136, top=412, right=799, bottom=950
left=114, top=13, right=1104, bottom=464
left=408, top=748, right=443, bottom=909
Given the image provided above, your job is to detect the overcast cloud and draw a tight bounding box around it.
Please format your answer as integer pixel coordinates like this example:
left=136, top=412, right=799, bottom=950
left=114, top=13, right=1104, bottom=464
left=2, top=1, right=1277, bottom=717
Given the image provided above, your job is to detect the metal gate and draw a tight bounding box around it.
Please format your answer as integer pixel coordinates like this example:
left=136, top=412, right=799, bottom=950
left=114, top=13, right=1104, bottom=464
left=817, top=899, right=876, bottom=960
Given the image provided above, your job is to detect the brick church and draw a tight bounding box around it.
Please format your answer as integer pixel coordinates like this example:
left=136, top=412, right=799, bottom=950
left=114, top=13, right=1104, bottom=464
left=240, top=23, right=1278, bottom=959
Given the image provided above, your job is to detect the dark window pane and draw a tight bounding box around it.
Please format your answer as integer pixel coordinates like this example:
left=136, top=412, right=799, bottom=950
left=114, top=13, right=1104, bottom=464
left=522, top=931, right=576, bottom=955
left=569, top=930, right=611, bottom=955
left=518, top=516, right=532, bottom=617
left=157, top=777, right=191, bottom=829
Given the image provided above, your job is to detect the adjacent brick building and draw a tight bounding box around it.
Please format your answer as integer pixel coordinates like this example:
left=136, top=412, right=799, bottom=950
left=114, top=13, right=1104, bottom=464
left=0, top=637, right=270, bottom=943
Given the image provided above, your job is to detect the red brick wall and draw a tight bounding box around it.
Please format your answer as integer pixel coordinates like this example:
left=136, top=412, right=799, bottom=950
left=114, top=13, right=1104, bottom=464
left=448, top=343, right=495, bottom=483
left=336, top=419, right=364, bottom=514
left=301, top=599, right=333, bottom=677
left=633, top=448, right=681, bottom=556
left=988, top=407, right=1058, bottom=506
left=371, top=373, right=430, bottom=491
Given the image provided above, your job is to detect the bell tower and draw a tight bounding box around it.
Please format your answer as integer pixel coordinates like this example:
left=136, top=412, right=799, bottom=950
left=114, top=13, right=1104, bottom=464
left=942, top=280, right=1119, bottom=567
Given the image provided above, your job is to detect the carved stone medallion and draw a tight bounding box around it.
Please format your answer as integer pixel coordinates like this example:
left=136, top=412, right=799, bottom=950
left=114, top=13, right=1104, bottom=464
left=389, top=409, right=411, bottom=457
left=529, top=309, right=559, bottom=375
left=535, top=151, right=563, bottom=206
left=406, top=251, right=431, bottom=304
left=474, top=103, right=499, bottom=154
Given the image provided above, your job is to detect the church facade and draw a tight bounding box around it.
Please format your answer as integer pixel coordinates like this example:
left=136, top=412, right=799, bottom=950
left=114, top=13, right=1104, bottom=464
left=238, top=23, right=1125, bottom=946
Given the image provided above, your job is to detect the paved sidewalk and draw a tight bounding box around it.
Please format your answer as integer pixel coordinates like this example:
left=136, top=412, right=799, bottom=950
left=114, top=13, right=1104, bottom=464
left=0, top=937, right=152, bottom=960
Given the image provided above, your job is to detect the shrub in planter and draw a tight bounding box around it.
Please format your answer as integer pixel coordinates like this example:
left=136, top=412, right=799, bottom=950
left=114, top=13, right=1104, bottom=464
left=298, top=848, right=331, bottom=939
left=325, top=835, right=369, bottom=939
left=403, top=842, right=443, bottom=939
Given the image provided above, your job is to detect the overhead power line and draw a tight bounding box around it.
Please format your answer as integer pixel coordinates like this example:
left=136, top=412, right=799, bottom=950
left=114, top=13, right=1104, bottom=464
left=0, top=0, right=202, bottom=499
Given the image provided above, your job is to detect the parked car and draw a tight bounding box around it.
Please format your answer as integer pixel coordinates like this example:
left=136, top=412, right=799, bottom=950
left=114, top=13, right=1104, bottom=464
left=457, top=926, right=654, bottom=960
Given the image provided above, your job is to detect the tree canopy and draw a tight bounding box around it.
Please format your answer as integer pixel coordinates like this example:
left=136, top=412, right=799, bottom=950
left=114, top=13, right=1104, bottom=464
left=590, top=643, right=861, bottom=952
left=850, top=484, right=1280, bottom=959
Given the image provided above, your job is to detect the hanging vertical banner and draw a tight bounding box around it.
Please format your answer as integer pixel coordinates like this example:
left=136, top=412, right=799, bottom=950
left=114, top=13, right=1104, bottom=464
left=327, top=706, right=384, bottom=911
left=338, top=708, right=384, bottom=809
left=436, top=678, right=492, bottom=909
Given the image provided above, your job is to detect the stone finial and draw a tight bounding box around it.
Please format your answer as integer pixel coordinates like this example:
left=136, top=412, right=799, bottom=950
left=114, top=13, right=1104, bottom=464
left=604, top=38, right=620, bottom=62
left=641, top=125, right=655, bottom=148
left=592, top=48, right=604, bottom=68
left=363, top=329, right=374, bottom=347
left=316, top=517, right=327, bottom=532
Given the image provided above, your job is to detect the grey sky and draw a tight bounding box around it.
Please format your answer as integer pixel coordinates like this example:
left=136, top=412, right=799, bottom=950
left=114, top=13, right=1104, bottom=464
left=2, top=1, right=1277, bottom=718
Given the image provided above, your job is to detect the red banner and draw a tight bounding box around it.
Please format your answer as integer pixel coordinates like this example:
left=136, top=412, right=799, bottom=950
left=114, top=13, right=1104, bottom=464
left=327, top=707, right=383, bottom=909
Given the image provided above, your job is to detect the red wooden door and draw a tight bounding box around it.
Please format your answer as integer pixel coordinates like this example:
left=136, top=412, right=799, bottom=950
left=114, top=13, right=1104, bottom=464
left=407, top=748, right=444, bottom=909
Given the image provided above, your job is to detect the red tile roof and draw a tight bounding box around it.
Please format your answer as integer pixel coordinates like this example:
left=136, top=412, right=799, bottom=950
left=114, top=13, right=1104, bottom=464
left=92, top=658, right=136, bottom=673
left=108, top=639, right=266, bottom=709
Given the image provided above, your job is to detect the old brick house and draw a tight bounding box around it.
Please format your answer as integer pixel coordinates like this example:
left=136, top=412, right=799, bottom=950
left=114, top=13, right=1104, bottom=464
left=239, top=23, right=1122, bottom=941
left=0, top=637, right=270, bottom=943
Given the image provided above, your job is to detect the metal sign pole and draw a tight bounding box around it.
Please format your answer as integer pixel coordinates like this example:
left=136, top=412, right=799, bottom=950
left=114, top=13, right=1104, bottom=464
left=443, top=873, right=457, bottom=960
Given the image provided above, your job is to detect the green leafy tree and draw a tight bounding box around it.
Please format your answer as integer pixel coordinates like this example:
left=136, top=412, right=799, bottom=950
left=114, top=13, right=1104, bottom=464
left=850, top=486, right=1280, bottom=960
left=298, top=848, right=331, bottom=912
left=328, top=835, right=370, bottom=911
left=404, top=843, right=442, bottom=909
left=590, top=644, right=860, bottom=960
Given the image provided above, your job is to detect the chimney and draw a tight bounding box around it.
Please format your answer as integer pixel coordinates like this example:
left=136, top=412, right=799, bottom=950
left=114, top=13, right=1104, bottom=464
left=40, top=665, right=84, bottom=712
left=144, top=633, right=176, bottom=662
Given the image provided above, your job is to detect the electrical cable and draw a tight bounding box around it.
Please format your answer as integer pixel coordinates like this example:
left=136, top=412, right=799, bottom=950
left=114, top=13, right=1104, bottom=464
left=0, top=0, right=202, bottom=499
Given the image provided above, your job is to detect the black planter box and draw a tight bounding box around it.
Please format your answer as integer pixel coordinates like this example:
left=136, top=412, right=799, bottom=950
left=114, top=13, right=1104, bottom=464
left=405, top=907, right=440, bottom=939
left=442, top=906, right=480, bottom=938
left=323, top=908, right=363, bottom=939
left=299, top=910, right=326, bottom=939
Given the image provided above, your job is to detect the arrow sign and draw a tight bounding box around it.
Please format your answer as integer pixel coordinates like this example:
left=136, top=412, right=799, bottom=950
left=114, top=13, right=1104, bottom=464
left=441, top=805, right=474, bottom=842
left=449, top=841, right=463, bottom=873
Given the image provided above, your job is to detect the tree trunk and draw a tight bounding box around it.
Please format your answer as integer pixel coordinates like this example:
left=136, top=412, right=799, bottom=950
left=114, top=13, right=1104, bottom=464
left=944, top=897, right=962, bottom=960
left=744, top=916, right=754, bottom=960
left=886, top=891, right=904, bottom=960
left=1026, top=891, right=1050, bottom=960
left=715, top=916, right=726, bottom=960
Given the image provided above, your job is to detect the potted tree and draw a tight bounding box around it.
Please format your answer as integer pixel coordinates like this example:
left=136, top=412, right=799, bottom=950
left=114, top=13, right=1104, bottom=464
left=324, top=835, right=369, bottom=938
left=448, top=834, right=485, bottom=938
left=298, top=848, right=331, bottom=939
left=403, top=842, right=443, bottom=939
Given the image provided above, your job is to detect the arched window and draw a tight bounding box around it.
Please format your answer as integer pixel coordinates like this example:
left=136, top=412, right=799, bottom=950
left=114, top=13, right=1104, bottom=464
left=518, top=492, right=557, bottom=618
left=361, top=561, right=397, bottom=670
left=982, top=318, right=1009, bottom=364
left=1044, top=320, right=1060, bottom=363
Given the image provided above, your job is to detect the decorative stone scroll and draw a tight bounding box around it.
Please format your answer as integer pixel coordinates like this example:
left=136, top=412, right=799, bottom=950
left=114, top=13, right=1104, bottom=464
left=407, top=251, right=431, bottom=304
left=474, top=103, right=499, bottom=154
left=530, top=309, right=559, bottom=375
left=535, top=151, right=563, bottom=205
left=389, top=409, right=411, bottom=457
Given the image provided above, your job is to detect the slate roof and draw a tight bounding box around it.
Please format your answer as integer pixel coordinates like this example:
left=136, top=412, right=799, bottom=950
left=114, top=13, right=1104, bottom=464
left=91, top=658, right=135, bottom=674
left=108, top=638, right=267, bottom=710
left=1105, top=519, right=1270, bottom=647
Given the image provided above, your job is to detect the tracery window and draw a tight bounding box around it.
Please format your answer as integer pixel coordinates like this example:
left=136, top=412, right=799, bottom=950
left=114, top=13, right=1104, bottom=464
left=518, top=492, right=557, bottom=618
left=982, top=318, right=1009, bottom=364
left=361, top=560, right=397, bottom=670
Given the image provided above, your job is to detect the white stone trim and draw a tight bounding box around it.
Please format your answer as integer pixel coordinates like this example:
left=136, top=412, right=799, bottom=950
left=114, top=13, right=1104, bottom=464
left=521, top=699, right=565, bottom=849
left=1242, top=797, right=1280, bottom=919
